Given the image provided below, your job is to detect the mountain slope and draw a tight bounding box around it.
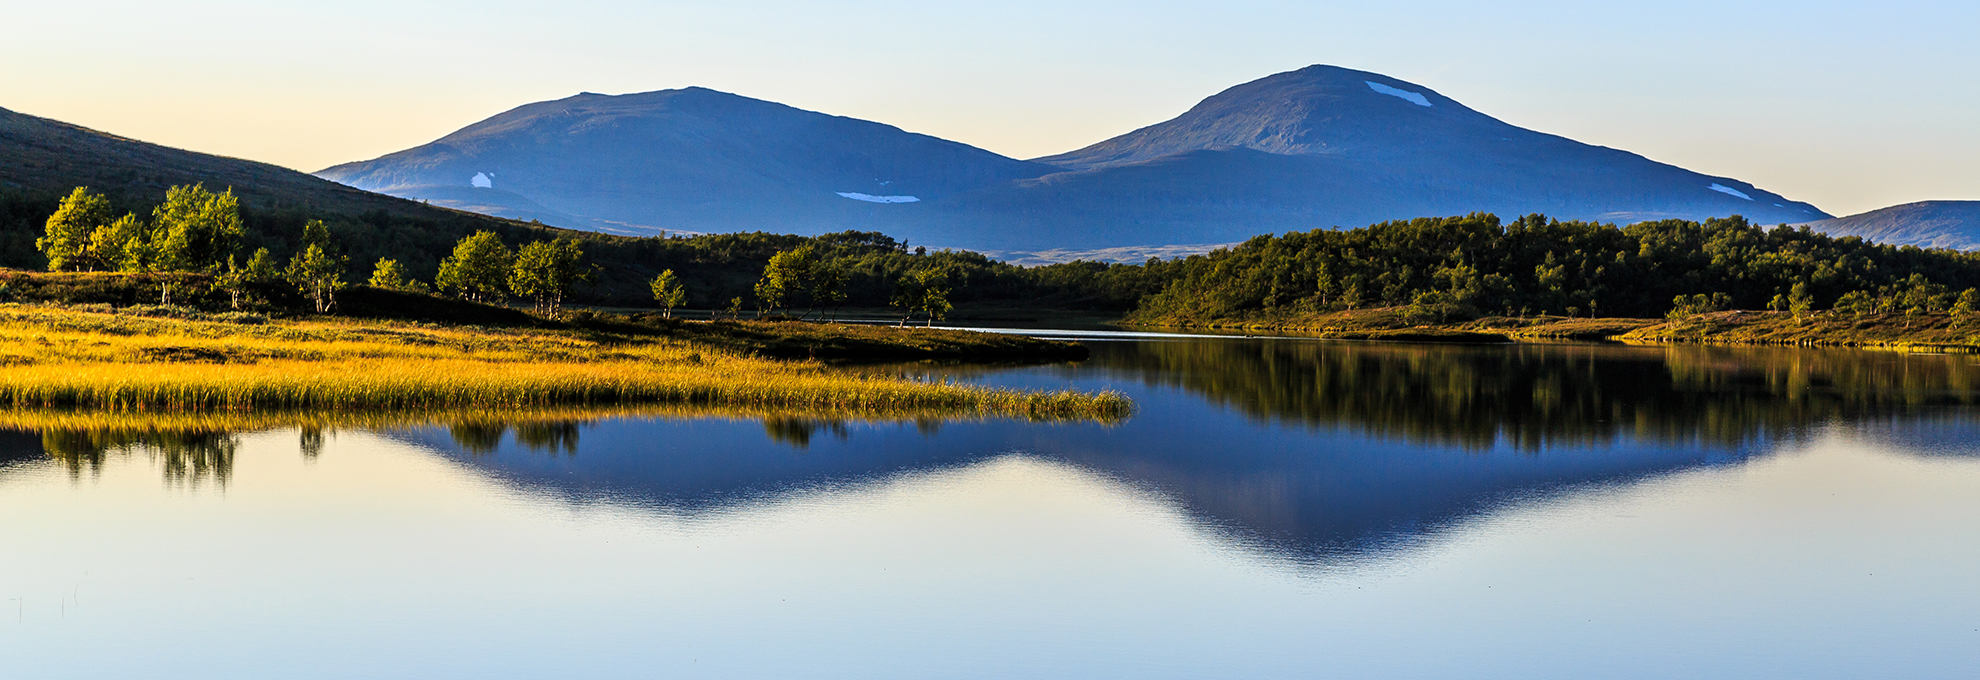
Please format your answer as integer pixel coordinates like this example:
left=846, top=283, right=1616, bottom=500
left=0, top=104, right=599, bottom=275
left=990, top=65, right=1827, bottom=246
left=318, top=88, right=1055, bottom=235
left=315, top=66, right=1831, bottom=252
left=0, top=105, right=441, bottom=216
left=1801, top=201, right=1980, bottom=250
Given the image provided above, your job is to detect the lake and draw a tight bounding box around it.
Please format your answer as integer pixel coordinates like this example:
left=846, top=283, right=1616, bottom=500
left=3, top=333, right=1978, bottom=678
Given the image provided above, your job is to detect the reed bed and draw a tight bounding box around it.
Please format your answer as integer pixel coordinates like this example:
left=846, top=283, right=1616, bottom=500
left=0, top=305, right=1131, bottom=420
left=0, top=403, right=1123, bottom=434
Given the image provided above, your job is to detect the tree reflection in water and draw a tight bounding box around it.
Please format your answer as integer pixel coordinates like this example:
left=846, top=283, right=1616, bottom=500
left=448, top=420, right=587, bottom=456
left=762, top=417, right=849, bottom=448
left=1081, top=340, right=1980, bottom=450
left=34, top=428, right=238, bottom=489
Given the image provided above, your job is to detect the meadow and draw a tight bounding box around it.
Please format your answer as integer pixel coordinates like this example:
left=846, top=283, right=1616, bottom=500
left=0, top=304, right=1131, bottom=419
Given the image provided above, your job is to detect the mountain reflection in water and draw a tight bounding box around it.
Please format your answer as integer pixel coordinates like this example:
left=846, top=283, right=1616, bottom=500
left=397, top=338, right=1980, bottom=563
left=6, top=337, right=1978, bottom=565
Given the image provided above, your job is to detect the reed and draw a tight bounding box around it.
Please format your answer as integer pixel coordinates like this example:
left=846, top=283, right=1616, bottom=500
left=0, top=305, right=1131, bottom=419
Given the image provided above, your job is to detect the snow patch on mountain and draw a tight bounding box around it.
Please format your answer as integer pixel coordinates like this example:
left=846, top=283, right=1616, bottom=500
left=837, top=192, right=920, bottom=204
left=471, top=172, right=493, bottom=188
left=1366, top=81, right=1431, bottom=107
left=1708, top=183, right=1752, bottom=200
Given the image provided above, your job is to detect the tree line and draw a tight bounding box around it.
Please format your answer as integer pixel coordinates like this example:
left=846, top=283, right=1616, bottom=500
left=30, top=184, right=1980, bottom=325
left=10, top=184, right=1166, bottom=316
left=32, top=186, right=598, bottom=317
left=1127, top=213, right=1980, bottom=324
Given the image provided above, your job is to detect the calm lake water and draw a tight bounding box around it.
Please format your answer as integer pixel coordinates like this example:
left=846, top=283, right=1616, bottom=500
left=4, top=333, right=1979, bottom=678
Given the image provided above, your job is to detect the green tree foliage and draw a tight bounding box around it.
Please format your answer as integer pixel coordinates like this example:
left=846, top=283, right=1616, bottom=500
left=1128, top=213, right=1980, bottom=324
left=435, top=231, right=514, bottom=303
left=1789, top=281, right=1816, bottom=320
left=508, top=238, right=587, bottom=317
left=92, top=214, right=147, bottom=272
left=368, top=258, right=408, bottom=290
left=286, top=222, right=347, bottom=314
left=149, top=184, right=244, bottom=273
left=890, top=267, right=954, bottom=326
left=1955, top=289, right=1980, bottom=316
left=37, top=187, right=115, bottom=271
left=649, top=269, right=687, bottom=318
left=215, top=247, right=279, bottom=310
left=754, top=245, right=817, bottom=316
left=812, top=262, right=847, bottom=320
left=286, top=244, right=345, bottom=313
left=1667, top=293, right=1733, bottom=319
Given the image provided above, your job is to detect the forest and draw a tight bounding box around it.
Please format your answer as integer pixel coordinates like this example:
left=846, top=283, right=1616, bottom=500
left=1125, top=213, right=1980, bottom=325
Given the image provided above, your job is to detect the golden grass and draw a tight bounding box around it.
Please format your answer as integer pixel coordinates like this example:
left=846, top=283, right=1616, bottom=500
left=0, top=305, right=1131, bottom=419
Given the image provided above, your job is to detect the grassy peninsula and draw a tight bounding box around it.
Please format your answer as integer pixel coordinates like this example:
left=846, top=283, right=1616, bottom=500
left=0, top=303, right=1128, bottom=418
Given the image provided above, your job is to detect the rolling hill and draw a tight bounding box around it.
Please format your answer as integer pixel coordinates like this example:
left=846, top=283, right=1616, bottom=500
left=318, top=65, right=1832, bottom=252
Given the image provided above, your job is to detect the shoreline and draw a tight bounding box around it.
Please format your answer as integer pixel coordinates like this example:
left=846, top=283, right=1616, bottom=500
left=1122, top=307, right=1980, bottom=352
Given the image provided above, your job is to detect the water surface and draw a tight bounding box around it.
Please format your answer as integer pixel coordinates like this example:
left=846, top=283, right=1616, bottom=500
left=3, top=336, right=1978, bottom=678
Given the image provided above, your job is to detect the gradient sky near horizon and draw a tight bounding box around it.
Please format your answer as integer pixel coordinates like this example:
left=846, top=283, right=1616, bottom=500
left=3, top=0, right=1974, bottom=217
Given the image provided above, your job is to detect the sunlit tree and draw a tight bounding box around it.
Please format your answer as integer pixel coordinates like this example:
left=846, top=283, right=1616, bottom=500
left=37, top=187, right=115, bottom=271
left=650, top=269, right=687, bottom=318
left=435, top=231, right=513, bottom=303
left=509, top=238, right=586, bottom=317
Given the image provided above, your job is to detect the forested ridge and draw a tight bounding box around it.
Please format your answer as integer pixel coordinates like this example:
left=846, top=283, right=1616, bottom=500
left=1127, top=213, right=1980, bottom=324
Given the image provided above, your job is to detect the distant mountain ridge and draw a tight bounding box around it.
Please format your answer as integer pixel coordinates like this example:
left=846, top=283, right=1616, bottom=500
left=319, top=87, right=1052, bottom=236
left=1801, top=201, right=1980, bottom=251
left=319, top=65, right=1833, bottom=251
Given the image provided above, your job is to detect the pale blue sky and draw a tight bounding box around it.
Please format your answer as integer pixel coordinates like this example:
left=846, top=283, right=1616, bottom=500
left=3, top=0, right=1973, bottom=216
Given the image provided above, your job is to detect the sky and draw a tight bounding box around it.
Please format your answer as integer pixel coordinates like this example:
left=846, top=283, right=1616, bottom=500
left=2, top=0, right=1974, bottom=217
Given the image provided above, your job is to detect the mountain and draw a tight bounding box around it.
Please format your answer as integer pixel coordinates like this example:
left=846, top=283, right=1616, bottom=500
left=1801, top=201, right=1980, bottom=250
left=986, top=65, right=1828, bottom=245
left=318, top=65, right=1831, bottom=252
left=318, top=88, right=1054, bottom=236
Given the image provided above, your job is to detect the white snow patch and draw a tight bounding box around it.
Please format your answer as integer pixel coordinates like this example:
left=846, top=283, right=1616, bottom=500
left=1708, top=183, right=1753, bottom=200
left=837, top=192, right=920, bottom=204
left=471, top=172, right=493, bottom=188
left=1366, top=81, right=1432, bottom=107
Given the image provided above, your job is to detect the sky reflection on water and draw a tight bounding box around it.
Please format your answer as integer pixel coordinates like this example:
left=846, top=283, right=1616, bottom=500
left=3, top=337, right=1979, bottom=678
